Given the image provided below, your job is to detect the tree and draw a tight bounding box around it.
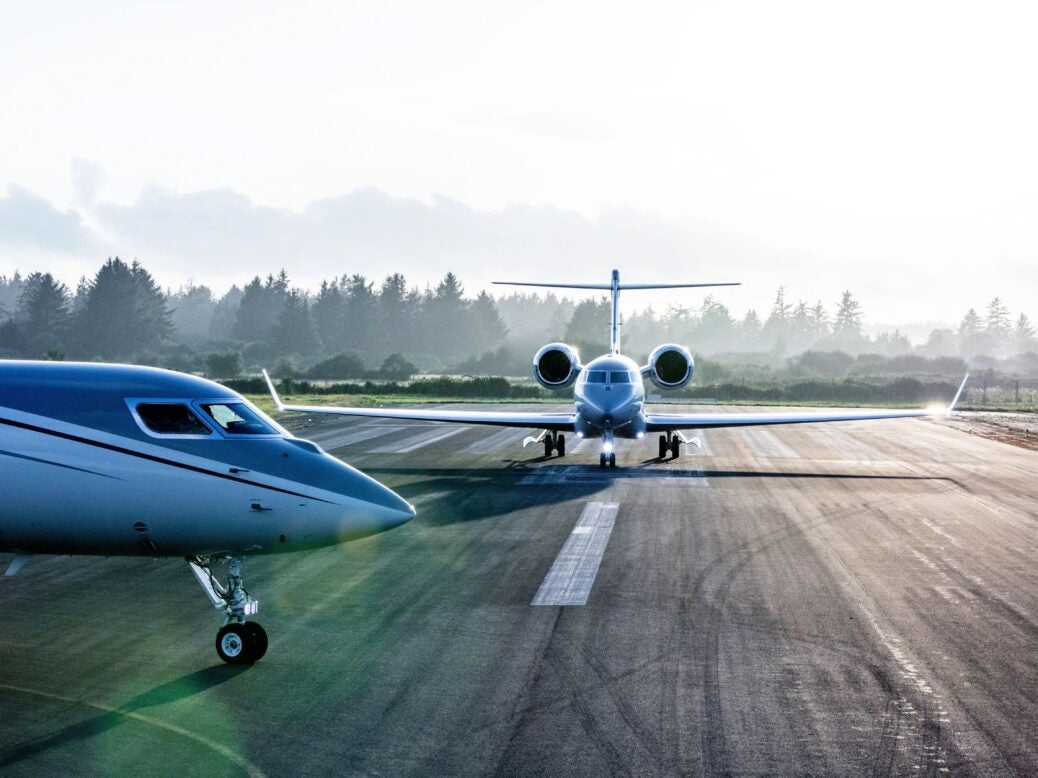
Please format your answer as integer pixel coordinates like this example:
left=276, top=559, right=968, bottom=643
left=17, top=272, right=71, bottom=357
left=73, top=258, right=172, bottom=359
left=307, top=351, right=366, bottom=379
left=985, top=297, right=1011, bottom=337
left=1014, top=313, right=1036, bottom=354
left=272, top=289, right=317, bottom=356
left=379, top=353, right=417, bottom=380
left=205, top=351, right=243, bottom=378
left=168, top=283, right=216, bottom=345
left=234, top=271, right=289, bottom=343
left=209, top=285, right=244, bottom=340
left=958, top=308, right=989, bottom=357
left=469, top=290, right=508, bottom=354
left=311, top=279, right=345, bottom=354
left=831, top=291, right=867, bottom=351
left=342, top=274, right=378, bottom=354
left=564, top=297, right=611, bottom=353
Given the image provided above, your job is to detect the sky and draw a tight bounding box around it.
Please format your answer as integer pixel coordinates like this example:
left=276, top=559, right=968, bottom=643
left=1, top=0, right=1036, bottom=332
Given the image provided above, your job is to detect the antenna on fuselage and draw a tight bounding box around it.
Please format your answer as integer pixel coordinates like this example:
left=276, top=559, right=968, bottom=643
left=492, top=270, right=742, bottom=354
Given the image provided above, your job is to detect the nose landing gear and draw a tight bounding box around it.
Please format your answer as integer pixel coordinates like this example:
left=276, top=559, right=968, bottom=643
left=189, top=556, right=269, bottom=663
left=599, top=452, right=616, bottom=468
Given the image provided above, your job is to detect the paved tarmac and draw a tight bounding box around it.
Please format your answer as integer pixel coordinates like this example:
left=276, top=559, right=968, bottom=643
left=1, top=406, right=1037, bottom=776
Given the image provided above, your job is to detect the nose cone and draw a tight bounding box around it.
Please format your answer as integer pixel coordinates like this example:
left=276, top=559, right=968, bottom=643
left=336, top=465, right=415, bottom=536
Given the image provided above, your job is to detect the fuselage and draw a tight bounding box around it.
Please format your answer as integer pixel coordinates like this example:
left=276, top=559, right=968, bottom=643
left=0, top=361, right=414, bottom=557
left=572, top=354, right=647, bottom=440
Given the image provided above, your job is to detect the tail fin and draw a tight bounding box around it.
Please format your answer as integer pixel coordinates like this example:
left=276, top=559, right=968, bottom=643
left=493, top=270, right=740, bottom=353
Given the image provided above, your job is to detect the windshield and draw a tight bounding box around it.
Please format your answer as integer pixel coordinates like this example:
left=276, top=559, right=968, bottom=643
left=584, top=371, right=607, bottom=384
left=609, top=370, right=634, bottom=384
left=136, top=403, right=212, bottom=436
left=199, top=402, right=278, bottom=435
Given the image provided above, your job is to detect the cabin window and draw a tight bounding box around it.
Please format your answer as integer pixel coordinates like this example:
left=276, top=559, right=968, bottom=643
left=199, top=402, right=278, bottom=435
left=585, top=371, right=607, bottom=384
left=136, top=403, right=212, bottom=435
left=609, top=371, right=634, bottom=384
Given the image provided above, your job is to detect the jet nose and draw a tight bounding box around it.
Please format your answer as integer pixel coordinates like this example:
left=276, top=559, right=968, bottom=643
left=367, top=479, right=417, bottom=529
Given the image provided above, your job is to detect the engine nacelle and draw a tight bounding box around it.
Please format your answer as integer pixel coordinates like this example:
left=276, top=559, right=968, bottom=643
left=533, top=343, right=581, bottom=389
left=645, top=344, right=694, bottom=389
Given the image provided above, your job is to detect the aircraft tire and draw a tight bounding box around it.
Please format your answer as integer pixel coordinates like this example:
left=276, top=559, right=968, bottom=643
left=599, top=453, right=607, bottom=468
left=659, top=435, right=667, bottom=459
left=671, top=438, right=681, bottom=458
left=216, top=623, right=252, bottom=664
left=544, top=437, right=553, bottom=458
left=557, top=435, right=565, bottom=456
left=244, top=621, right=268, bottom=661
left=609, top=453, right=616, bottom=468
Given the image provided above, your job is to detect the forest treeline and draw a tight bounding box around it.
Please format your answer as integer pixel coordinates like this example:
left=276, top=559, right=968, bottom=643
left=0, top=258, right=1035, bottom=380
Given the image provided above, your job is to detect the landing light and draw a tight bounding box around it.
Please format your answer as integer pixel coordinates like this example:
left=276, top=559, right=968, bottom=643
left=603, top=441, right=614, bottom=453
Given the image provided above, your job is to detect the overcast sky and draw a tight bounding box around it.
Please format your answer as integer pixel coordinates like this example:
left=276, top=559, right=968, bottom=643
left=1, top=1, right=1036, bottom=329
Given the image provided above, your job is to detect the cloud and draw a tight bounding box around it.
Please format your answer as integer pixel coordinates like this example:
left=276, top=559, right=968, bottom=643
left=90, top=185, right=770, bottom=296
left=0, top=185, right=99, bottom=253
left=70, top=159, right=105, bottom=204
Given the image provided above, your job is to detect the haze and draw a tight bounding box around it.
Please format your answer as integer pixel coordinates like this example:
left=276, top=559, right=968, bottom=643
left=1, top=1, right=1036, bottom=325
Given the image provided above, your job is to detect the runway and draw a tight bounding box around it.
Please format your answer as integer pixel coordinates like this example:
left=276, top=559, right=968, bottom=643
left=2, top=406, right=1037, bottom=776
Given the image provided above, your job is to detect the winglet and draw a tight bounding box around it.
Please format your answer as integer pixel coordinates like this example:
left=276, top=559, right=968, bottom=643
left=261, top=369, right=285, bottom=411
left=947, top=373, right=969, bottom=414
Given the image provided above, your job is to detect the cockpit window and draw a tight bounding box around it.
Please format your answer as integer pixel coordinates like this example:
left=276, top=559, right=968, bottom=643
left=584, top=371, right=607, bottom=384
left=199, top=402, right=278, bottom=435
left=136, top=403, right=212, bottom=436
left=609, top=371, right=634, bottom=384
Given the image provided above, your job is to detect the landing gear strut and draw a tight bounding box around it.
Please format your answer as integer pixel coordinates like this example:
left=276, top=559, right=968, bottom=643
left=189, top=556, right=268, bottom=664
left=543, top=431, right=566, bottom=458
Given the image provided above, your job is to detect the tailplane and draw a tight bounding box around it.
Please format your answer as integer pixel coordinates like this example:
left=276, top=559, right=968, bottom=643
left=493, top=269, right=740, bottom=353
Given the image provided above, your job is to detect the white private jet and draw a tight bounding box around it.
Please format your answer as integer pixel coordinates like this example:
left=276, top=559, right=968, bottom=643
left=264, top=270, right=968, bottom=467
left=0, top=361, right=415, bottom=663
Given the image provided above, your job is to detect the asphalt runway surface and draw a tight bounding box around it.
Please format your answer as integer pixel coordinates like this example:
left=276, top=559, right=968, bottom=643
left=1, top=406, right=1037, bottom=776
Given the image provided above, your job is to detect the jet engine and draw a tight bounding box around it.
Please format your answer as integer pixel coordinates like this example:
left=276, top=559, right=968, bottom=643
left=645, top=344, right=694, bottom=389
left=533, top=343, right=581, bottom=389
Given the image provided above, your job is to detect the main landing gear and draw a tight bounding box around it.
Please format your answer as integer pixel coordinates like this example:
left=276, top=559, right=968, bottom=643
left=659, top=433, right=682, bottom=459
left=189, top=556, right=268, bottom=664
left=543, top=431, right=566, bottom=458
left=599, top=452, right=616, bottom=468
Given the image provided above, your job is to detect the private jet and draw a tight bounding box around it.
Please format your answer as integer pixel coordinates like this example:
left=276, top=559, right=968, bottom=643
left=264, top=270, right=968, bottom=467
left=0, top=361, right=415, bottom=663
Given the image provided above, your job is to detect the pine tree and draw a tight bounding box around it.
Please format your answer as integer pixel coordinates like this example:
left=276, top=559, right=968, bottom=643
left=311, top=279, right=345, bottom=354
left=18, top=272, right=71, bottom=357
left=73, top=257, right=172, bottom=359
left=832, top=291, right=864, bottom=339
left=469, top=290, right=508, bottom=354
left=272, top=289, right=317, bottom=356
left=168, top=283, right=216, bottom=344
left=209, top=286, right=243, bottom=340
left=1014, top=313, right=1036, bottom=353
left=985, top=297, right=1011, bottom=337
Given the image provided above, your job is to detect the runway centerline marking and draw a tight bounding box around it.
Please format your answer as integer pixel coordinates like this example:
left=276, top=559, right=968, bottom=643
left=531, top=501, right=619, bottom=607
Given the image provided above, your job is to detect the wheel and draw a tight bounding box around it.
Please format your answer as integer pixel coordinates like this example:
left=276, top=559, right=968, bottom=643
left=670, top=438, right=681, bottom=458
left=659, top=435, right=668, bottom=459
left=544, top=437, right=553, bottom=457
left=557, top=434, right=566, bottom=456
left=216, top=623, right=252, bottom=664
left=609, top=453, right=616, bottom=468
left=244, top=621, right=268, bottom=661
left=599, top=453, right=607, bottom=468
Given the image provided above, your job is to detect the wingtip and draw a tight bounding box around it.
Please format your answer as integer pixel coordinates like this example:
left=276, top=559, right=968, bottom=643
left=947, top=373, right=969, bottom=414
left=261, top=368, right=285, bottom=411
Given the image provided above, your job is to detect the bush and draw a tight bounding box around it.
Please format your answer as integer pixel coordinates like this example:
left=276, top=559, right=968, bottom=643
left=205, top=351, right=243, bottom=378
left=308, top=351, right=366, bottom=379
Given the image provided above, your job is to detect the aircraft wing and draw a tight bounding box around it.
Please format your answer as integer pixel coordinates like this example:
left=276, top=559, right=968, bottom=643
left=645, top=374, right=969, bottom=432
left=262, top=371, right=576, bottom=431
